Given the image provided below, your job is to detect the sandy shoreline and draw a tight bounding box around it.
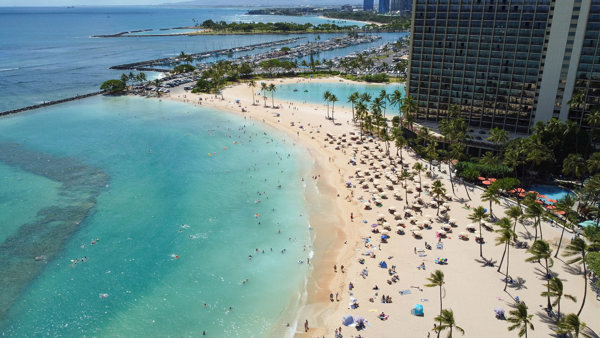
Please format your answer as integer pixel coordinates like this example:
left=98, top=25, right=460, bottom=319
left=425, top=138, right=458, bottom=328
left=160, top=76, right=599, bottom=337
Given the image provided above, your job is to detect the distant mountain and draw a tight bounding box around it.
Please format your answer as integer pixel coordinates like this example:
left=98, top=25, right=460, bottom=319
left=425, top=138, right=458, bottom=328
left=169, top=0, right=361, bottom=7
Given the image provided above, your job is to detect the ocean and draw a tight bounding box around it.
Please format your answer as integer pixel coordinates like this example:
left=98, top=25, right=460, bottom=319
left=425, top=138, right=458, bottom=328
left=0, top=6, right=403, bottom=112
left=0, top=6, right=404, bottom=336
left=0, top=95, right=319, bottom=336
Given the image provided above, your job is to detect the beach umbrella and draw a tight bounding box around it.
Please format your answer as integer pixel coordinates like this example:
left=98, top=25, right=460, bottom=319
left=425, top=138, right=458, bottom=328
left=466, top=223, right=476, bottom=231
left=489, top=178, right=497, bottom=182
left=535, top=200, right=543, bottom=204
left=449, top=218, right=456, bottom=225
left=555, top=210, right=566, bottom=215
left=478, top=176, right=486, bottom=181
left=537, top=194, right=547, bottom=199
left=546, top=198, right=557, bottom=203
left=515, top=188, right=525, bottom=193
left=410, top=226, right=420, bottom=232
left=546, top=205, right=556, bottom=210
left=482, top=180, right=491, bottom=185
left=342, top=315, right=354, bottom=326
left=412, top=230, right=422, bottom=237
left=518, top=192, right=526, bottom=197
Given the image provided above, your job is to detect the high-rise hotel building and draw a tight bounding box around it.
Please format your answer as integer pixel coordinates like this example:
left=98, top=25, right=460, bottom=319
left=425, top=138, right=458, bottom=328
left=407, top=0, right=600, bottom=135
left=364, top=0, right=375, bottom=11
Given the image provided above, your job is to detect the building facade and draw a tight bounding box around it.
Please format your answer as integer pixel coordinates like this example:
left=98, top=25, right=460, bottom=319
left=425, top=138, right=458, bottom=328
left=379, top=0, right=390, bottom=13
left=391, top=0, right=412, bottom=12
left=364, top=0, right=374, bottom=11
left=407, top=0, right=600, bottom=135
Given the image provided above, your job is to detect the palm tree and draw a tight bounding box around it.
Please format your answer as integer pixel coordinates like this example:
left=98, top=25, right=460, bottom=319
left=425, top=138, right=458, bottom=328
left=432, top=309, right=465, bottom=338
left=348, top=91, right=360, bottom=122
left=526, top=240, right=554, bottom=310
left=494, top=217, right=515, bottom=277
left=395, top=133, right=407, bottom=162
left=401, top=95, right=417, bottom=131
left=268, top=83, right=276, bottom=108
left=587, top=152, right=600, bottom=175
left=378, top=89, right=388, bottom=117
left=542, top=277, right=576, bottom=322
left=506, top=205, right=524, bottom=234
left=260, top=83, right=268, bottom=107
left=556, top=313, right=590, bottom=338
left=329, top=94, right=338, bottom=124
left=563, top=238, right=590, bottom=316
left=323, top=90, right=332, bottom=119
left=431, top=180, right=447, bottom=216
left=468, top=206, right=489, bottom=258
left=554, top=194, right=576, bottom=258
left=389, top=89, right=403, bottom=117
left=247, top=80, right=257, bottom=105
left=585, top=107, right=600, bottom=143
left=488, top=127, right=510, bottom=150
left=425, top=269, right=445, bottom=335
left=400, top=170, right=412, bottom=206
left=563, top=153, right=588, bottom=185
left=507, top=302, right=534, bottom=338
left=481, top=185, right=501, bottom=219
left=525, top=202, right=545, bottom=241
left=412, top=162, right=424, bottom=196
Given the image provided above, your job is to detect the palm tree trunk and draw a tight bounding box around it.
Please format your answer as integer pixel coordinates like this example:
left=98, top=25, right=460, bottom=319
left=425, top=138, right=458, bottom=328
left=497, top=242, right=507, bottom=273
left=504, top=243, right=510, bottom=291
left=463, top=180, right=471, bottom=201
left=439, top=285, right=443, bottom=337
left=554, top=225, right=566, bottom=258
left=479, top=222, right=483, bottom=258
left=448, top=165, right=456, bottom=196
left=545, top=258, right=552, bottom=310
left=577, top=261, right=587, bottom=316
left=538, top=216, right=543, bottom=240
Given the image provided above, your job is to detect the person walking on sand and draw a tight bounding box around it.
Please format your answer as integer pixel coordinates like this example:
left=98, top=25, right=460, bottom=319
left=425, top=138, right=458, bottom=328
left=350, top=212, right=354, bottom=222
left=304, top=319, right=309, bottom=332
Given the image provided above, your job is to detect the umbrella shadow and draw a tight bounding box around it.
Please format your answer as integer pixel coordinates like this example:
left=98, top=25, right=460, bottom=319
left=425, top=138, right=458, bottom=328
left=475, top=257, right=497, bottom=268
left=533, top=266, right=556, bottom=280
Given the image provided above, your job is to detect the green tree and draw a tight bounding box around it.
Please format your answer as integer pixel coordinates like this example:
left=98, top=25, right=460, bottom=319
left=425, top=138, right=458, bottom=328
left=323, top=90, right=332, bottom=119
left=348, top=91, right=360, bottom=122
left=506, top=205, right=524, bottom=234
left=525, top=202, right=545, bottom=242
left=563, top=238, right=591, bottom=316
left=556, top=313, right=590, bottom=338
left=507, top=302, right=534, bottom=338
left=247, top=80, right=257, bottom=105
left=526, top=240, right=554, bottom=310
left=412, top=162, right=424, bottom=196
left=260, top=82, right=268, bottom=107
left=394, top=131, right=407, bottom=162
left=329, top=93, right=338, bottom=124
left=100, top=79, right=126, bottom=93
left=268, top=83, right=276, bottom=108
left=495, top=217, right=516, bottom=288
left=400, top=170, right=413, bottom=206
left=431, top=180, right=447, bottom=216
left=432, top=309, right=464, bottom=338
left=481, top=185, right=501, bottom=218
left=389, top=89, right=403, bottom=117
left=563, top=153, right=588, bottom=184
left=488, top=127, right=510, bottom=150
left=425, top=269, right=445, bottom=335
left=468, top=206, right=489, bottom=258
left=554, top=195, right=576, bottom=258
left=542, top=277, right=576, bottom=322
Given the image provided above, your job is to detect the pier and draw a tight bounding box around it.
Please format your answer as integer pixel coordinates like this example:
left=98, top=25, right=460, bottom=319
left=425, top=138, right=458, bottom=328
left=110, top=37, right=305, bottom=71
left=0, top=91, right=104, bottom=117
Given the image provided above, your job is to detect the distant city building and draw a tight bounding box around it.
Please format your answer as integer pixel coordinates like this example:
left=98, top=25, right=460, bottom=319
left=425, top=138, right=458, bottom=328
left=363, top=0, right=374, bottom=11
left=379, top=0, right=390, bottom=13
left=408, top=0, right=600, bottom=135
left=341, top=5, right=354, bottom=11
left=390, top=0, right=411, bottom=12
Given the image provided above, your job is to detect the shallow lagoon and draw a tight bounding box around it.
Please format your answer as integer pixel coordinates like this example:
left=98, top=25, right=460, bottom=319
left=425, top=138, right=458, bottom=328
left=0, top=96, right=314, bottom=336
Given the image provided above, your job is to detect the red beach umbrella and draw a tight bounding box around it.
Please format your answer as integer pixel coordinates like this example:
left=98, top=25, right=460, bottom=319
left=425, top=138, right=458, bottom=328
left=489, top=178, right=497, bottom=182
left=515, top=188, right=525, bottom=193
left=528, top=191, right=538, bottom=194
left=518, top=193, right=526, bottom=197
left=536, top=200, right=543, bottom=204
left=555, top=210, right=566, bottom=215
left=546, top=205, right=556, bottom=210
left=546, top=199, right=557, bottom=203
left=478, top=177, right=486, bottom=181
left=537, top=194, right=547, bottom=199
left=482, top=180, right=491, bottom=185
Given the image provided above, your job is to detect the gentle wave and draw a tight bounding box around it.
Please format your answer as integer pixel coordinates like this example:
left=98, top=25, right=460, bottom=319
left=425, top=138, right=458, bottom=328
left=0, top=68, right=19, bottom=72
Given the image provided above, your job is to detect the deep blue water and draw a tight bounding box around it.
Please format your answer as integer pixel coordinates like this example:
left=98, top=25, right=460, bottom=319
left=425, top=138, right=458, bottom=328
left=0, top=6, right=401, bottom=112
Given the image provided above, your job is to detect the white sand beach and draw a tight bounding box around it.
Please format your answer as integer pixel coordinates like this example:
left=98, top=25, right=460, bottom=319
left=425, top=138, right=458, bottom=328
left=163, top=76, right=600, bottom=337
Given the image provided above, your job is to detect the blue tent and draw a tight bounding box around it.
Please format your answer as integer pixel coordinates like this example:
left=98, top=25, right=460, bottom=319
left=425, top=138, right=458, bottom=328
left=413, top=304, right=424, bottom=316
left=342, top=314, right=354, bottom=326
left=379, top=261, right=387, bottom=268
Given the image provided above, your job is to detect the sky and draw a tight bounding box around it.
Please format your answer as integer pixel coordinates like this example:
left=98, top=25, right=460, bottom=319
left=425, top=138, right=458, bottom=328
left=0, top=0, right=183, bottom=5
left=0, top=0, right=354, bottom=6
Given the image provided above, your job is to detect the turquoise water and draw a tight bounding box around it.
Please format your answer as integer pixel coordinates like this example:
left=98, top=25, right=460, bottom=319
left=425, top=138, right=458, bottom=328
left=275, top=81, right=405, bottom=112
left=527, top=185, right=571, bottom=204
left=0, top=96, right=315, bottom=336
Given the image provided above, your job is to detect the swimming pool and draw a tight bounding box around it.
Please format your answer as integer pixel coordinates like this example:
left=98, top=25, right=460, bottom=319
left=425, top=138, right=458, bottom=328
left=527, top=185, right=572, bottom=204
